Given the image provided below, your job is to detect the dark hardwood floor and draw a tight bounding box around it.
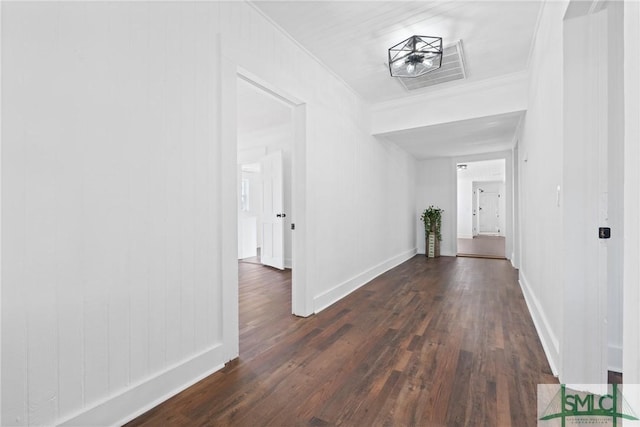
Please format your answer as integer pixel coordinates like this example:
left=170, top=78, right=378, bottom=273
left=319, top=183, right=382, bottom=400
left=126, top=256, right=557, bottom=427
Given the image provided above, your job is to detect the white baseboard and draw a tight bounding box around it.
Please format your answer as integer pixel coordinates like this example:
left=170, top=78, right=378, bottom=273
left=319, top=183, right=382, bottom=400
left=313, top=248, right=417, bottom=313
left=57, top=344, right=225, bottom=427
left=285, top=257, right=292, bottom=269
left=510, top=253, right=518, bottom=269
left=518, top=271, right=560, bottom=377
left=609, top=344, right=622, bottom=373
left=457, top=234, right=473, bottom=239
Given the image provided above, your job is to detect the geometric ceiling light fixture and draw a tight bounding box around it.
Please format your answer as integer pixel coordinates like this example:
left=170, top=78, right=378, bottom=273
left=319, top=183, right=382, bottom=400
left=388, top=35, right=443, bottom=78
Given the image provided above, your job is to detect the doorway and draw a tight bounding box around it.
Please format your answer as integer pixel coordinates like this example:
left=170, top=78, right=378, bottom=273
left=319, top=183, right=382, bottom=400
left=236, top=77, right=293, bottom=259
left=477, top=185, right=500, bottom=235
left=232, top=68, right=311, bottom=305
left=456, top=159, right=506, bottom=259
left=235, top=75, right=296, bottom=354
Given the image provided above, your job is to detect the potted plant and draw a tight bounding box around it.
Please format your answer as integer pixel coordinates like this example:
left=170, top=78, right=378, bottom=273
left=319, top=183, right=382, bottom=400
left=420, top=205, right=443, bottom=257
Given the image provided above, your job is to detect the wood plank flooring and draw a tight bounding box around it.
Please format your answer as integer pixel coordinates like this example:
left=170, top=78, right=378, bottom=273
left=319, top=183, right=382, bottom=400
left=126, top=256, right=557, bottom=427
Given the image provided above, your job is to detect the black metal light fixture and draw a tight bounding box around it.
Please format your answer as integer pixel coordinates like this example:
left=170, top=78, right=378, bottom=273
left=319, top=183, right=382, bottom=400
left=388, top=35, right=443, bottom=78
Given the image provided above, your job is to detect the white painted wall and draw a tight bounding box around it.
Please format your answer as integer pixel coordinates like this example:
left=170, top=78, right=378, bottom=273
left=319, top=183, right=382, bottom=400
left=516, top=1, right=567, bottom=378
left=371, top=72, right=528, bottom=136
left=238, top=167, right=261, bottom=258
left=605, top=1, right=624, bottom=374
left=1, top=2, right=417, bottom=426
left=457, top=177, right=473, bottom=239
left=3, top=3, right=225, bottom=426
left=562, top=6, right=610, bottom=386
left=219, top=3, right=417, bottom=315
left=516, top=0, right=625, bottom=383
left=416, top=158, right=456, bottom=256
left=623, top=0, right=640, bottom=411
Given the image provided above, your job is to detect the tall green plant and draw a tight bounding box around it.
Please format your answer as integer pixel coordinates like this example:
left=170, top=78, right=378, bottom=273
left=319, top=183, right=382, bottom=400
left=420, top=205, right=444, bottom=241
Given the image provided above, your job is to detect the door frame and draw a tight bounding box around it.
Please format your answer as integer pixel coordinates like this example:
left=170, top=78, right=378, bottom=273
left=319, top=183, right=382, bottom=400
left=561, top=3, right=610, bottom=386
left=453, top=153, right=514, bottom=261
left=220, top=53, right=312, bottom=361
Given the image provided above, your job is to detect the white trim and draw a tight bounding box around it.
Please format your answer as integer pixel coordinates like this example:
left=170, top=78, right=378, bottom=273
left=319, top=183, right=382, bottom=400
left=518, top=272, right=560, bottom=377
left=236, top=67, right=302, bottom=107
left=220, top=40, right=240, bottom=363
left=608, top=344, right=622, bottom=373
left=511, top=113, right=526, bottom=149
left=623, top=0, right=640, bottom=390
left=57, top=345, right=225, bottom=427
left=313, top=249, right=417, bottom=314
left=0, top=2, right=3, bottom=423
left=290, top=103, right=311, bottom=316
left=457, top=234, right=473, bottom=240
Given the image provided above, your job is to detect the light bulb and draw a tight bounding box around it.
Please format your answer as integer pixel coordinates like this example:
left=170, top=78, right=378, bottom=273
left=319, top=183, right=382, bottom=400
left=423, top=58, right=433, bottom=68
left=406, top=63, right=415, bottom=74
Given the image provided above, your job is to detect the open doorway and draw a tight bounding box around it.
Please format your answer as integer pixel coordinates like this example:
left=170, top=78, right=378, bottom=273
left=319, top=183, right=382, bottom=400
left=236, top=77, right=293, bottom=270
left=235, top=75, right=300, bottom=356
left=456, top=159, right=506, bottom=259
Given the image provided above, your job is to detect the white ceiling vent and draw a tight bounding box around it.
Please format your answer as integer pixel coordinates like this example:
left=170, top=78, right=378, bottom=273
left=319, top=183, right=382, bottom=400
left=392, top=40, right=467, bottom=91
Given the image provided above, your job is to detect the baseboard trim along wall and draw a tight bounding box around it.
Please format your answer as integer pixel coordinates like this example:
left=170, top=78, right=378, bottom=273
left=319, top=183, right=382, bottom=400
left=313, top=248, right=417, bottom=313
left=519, top=271, right=560, bottom=377
left=57, top=344, right=225, bottom=427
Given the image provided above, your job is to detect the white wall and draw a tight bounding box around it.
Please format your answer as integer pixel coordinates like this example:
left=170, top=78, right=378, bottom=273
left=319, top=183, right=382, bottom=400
left=516, top=0, right=625, bottom=383
left=3, top=3, right=224, bottom=426
left=1, top=2, right=417, bottom=426
left=457, top=177, right=473, bottom=238
left=623, top=0, right=640, bottom=409
left=219, top=3, right=417, bottom=315
left=238, top=167, right=261, bottom=258
left=371, top=71, right=528, bottom=136
left=516, top=0, right=567, bottom=378
left=416, top=158, right=456, bottom=256
left=605, top=1, right=624, bottom=374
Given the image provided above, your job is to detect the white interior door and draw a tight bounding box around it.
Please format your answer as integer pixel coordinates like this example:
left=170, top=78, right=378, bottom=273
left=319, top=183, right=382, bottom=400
left=478, top=190, right=500, bottom=234
left=260, top=151, right=285, bottom=270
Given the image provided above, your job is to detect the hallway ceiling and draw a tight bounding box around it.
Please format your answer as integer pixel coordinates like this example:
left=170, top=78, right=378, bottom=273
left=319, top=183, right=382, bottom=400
left=252, top=1, right=542, bottom=103
left=378, top=111, right=524, bottom=159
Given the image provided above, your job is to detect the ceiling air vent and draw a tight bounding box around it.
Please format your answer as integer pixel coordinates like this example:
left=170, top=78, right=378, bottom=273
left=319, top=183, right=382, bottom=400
left=392, top=40, right=467, bottom=91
